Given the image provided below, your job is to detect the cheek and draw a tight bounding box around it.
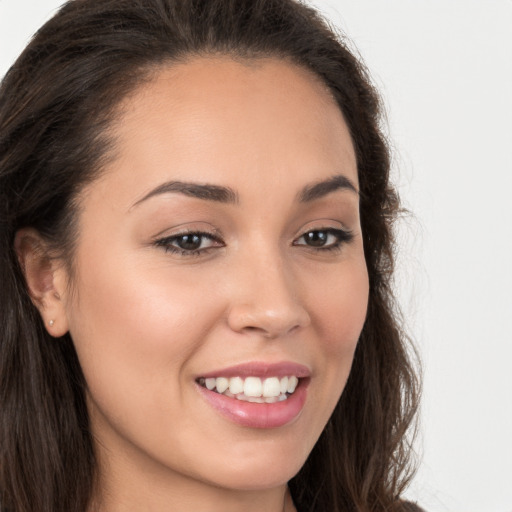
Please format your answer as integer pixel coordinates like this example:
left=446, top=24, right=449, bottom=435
left=65, top=248, right=221, bottom=407
left=311, top=257, right=369, bottom=355
left=304, top=254, right=368, bottom=407
left=65, top=251, right=230, bottom=463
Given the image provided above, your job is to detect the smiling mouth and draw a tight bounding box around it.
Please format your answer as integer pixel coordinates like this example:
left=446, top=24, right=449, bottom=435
left=197, top=375, right=300, bottom=403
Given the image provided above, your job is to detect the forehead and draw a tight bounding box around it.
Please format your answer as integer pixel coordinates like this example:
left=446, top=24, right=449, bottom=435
left=94, top=56, right=357, bottom=207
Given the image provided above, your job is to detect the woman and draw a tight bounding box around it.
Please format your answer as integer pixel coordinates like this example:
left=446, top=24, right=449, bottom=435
left=0, top=1, right=421, bottom=511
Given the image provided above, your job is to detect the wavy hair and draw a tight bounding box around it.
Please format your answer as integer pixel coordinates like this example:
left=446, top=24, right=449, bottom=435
left=0, top=1, right=420, bottom=510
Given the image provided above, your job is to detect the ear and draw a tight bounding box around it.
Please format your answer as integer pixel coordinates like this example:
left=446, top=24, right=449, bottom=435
left=14, top=228, right=70, bottom=337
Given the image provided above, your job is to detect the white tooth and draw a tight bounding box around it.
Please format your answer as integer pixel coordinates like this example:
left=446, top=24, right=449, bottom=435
left=248, top=396, right=264, bottom=403
left=223, top=390, right=235, bottom=398
left=279, top=376, right=289, bottom=394
left=236, top=393, right=247, bottom=401
left=216, top=377, right=229, bottom=394
left=244, top=377, right=263, bottom=397
left=205, top=378, right=216, bottom=390
left=263, top=377, right=281, bottom=398
left=229, top=376, right=244, bottom=395
left=278, top=394, right=288, bottom=401
left=287, top=376, right=299, bottom=393
left=264, top=396, right=278, bottom=403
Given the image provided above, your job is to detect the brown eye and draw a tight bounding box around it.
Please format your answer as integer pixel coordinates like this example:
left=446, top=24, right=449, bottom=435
left=175, top=234, right=203, bottom=250
left=294, top=228, right=354, bottom=251
left=303, top=230, right=329, bottom=247
left=155, top=231, right=223, bottom=255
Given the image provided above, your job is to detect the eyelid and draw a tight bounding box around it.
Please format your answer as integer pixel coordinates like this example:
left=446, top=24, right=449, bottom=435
left=155, top=230, right=223, bottom=247
left=152, top=221, right=223, bottom=240
left=152, top=223, right=225, bottom=257
left=291, top=220, right=355, bottom=252
left=293, top=227, right=353, bottom=245
left=292, top=219, right=350, bottom=238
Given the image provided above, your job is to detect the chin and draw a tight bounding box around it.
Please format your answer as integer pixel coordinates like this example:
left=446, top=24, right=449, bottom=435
left=196, top=440, right=309, bottom=491
left=211, top=465, right=301, bottom=492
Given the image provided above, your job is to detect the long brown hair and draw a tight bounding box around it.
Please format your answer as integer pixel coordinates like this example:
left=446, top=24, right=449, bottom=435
left=0, top=1, right=420, bottom=511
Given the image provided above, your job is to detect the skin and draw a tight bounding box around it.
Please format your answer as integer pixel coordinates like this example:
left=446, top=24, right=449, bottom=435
left=17, top=57, right=369, bottom=512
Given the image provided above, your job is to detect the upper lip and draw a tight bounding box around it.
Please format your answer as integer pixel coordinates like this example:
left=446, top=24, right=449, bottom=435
left=198, top=361, right=311, bottom=379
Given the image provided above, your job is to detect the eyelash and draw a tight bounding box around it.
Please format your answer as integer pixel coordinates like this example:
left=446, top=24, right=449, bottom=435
left=293, top=228, right=354, bottom=252
left=154, top=228, right=354, bottom=257
left=154, top=230, right=223, bottom=257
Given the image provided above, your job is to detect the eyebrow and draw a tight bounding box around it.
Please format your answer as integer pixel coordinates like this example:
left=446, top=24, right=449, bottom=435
left=298, top=174, right=358, bottom=202
left=132, top=181, right=239, bottom=208
left=131, top=173, right=357, bottom=209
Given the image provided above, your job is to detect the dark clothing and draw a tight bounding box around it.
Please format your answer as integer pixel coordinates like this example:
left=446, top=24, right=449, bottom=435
left=402, top=502, right=426, bottom=512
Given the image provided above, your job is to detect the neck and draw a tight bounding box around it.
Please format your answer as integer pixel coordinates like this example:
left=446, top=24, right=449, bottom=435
left=91, top=481, right=294, bottom=512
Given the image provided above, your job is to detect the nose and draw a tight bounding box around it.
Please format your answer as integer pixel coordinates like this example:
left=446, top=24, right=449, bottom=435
left=226, top=253, right=311, bottom=339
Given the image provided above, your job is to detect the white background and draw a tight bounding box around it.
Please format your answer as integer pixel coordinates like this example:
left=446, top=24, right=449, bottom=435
left=1, top=1, right=511, bottom=511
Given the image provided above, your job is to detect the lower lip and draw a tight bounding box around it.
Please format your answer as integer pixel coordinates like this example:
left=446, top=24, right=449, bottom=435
left=196, top=380, right=309, bottom=429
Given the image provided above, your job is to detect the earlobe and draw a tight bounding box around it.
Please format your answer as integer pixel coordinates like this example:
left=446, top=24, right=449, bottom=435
left=14, top=228, right=70, bottom=337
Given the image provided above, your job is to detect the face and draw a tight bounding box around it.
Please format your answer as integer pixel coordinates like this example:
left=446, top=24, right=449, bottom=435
left=59, top=57, right=368, bottom=502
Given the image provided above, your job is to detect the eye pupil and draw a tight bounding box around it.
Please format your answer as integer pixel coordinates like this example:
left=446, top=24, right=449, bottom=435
left=305, top=231, right=328, bottom=246
left=177, top=234, right=202, bottom=250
